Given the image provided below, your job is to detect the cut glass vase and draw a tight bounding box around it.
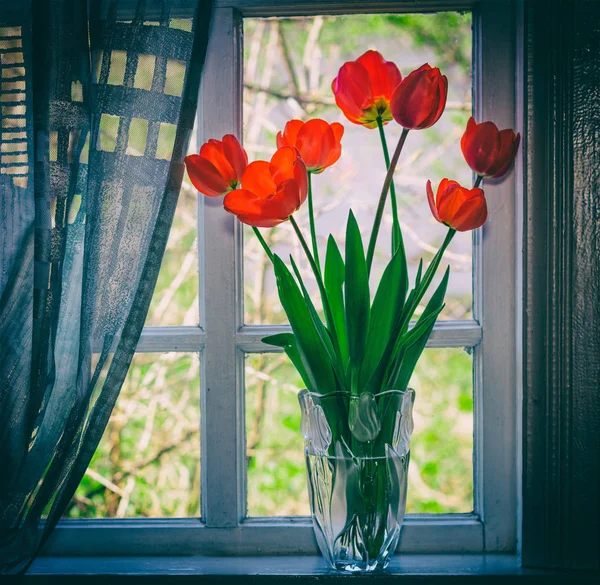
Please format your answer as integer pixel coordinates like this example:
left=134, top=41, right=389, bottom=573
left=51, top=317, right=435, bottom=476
left=298, top=388, right=415, bottom=573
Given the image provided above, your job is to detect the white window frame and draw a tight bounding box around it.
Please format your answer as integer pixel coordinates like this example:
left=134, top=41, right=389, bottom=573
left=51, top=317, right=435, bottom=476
left=41, top=0, right=519, bottom=557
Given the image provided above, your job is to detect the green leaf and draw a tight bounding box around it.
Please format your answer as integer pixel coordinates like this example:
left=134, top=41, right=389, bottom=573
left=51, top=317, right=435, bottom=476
left=261, top=333, right=294, bottom=348
left=415, top=258, right=423, bottom=287
left=261, top=332, right=312, bottom=390
left=362, top=265, right=448, bottom=396
left=289, top=255, right=346, bottom=388
left=387, top=266, right=450, bottom=391
left=344, top=211, right=370, bottom=375
left=325, top=235, right=349, bottom=367
left=391, top=223, right=409, bottom=296
left=359, top=248, right=408, bottom=390
left=272, top=254, right=337, bottom=392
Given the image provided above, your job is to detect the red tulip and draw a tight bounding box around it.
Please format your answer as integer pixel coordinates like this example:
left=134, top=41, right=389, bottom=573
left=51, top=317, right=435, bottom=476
left=276, top=118, right=344, bottom=173
left=331, top=50, right=402, bottom=129
left=426, top=178, right=487, bottom=232
left=224, top=146, right=308, bottom=227
left=461, top=117, right=520, bottom=178
left=391, top=64, right=448, bottom=130
left=184, top=134, right=248, bottom=197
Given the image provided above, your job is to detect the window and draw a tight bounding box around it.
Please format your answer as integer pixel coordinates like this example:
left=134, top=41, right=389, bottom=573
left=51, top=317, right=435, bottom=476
left=44, top=0, right=518, bottom=557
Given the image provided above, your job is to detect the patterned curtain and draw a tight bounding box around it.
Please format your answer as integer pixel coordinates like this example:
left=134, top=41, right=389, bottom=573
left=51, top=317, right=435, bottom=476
left=0, top=0, right=212, bottom=574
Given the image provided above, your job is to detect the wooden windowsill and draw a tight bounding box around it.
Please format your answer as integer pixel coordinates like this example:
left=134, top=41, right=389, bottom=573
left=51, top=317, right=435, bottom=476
left=24, top=554, right=599, bottom=583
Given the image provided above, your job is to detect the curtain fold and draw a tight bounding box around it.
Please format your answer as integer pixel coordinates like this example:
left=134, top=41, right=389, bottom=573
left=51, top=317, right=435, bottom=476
left=0, top=0, right=212, bottom=574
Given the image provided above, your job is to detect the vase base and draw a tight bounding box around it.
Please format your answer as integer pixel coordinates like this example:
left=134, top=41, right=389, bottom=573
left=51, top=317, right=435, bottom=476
left=332, top=559, right=388, bottom=573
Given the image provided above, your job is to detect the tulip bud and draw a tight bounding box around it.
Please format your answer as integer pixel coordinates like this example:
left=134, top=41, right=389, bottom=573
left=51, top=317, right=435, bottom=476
left=426, top=178, right=487, bottom=232
left=461, top=117, right=520, bottom=178
left=184, top=134, right=248, bottom=197
left=331, top=50, right=402, bottom=129
left=276, top=118, right=344, bottom=174
left=390, top=64, right=448, bottom=130
left=223, top=146, right=308, bottom=228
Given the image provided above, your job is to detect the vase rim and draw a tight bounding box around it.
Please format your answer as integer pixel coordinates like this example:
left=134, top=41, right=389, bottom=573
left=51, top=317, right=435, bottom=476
left=299, top=388, right=415, bottom=399
left=304, top=447, right=407, bottom=462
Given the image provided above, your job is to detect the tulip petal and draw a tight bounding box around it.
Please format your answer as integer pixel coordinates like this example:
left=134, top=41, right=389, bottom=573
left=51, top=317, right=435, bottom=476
left=331, top=121, right=345, bottom=143
left=269, top=148, right=307, bottom=203
left=277, top=119, right=304, bottom=149
left=223, top=188, right=264, bottom=217
left=261, top=179, right=302, bottom=218
left=222, top=134, right=248, bottom=181
left=451, top=190, right=488, bottom=231
left=460, top=117, right=477, bottom=152
left=391, top=64, right=447, bottom=130
left=384, top=62, right=403, bottom=94
left=270, top=146, right=301, bottom=185
left=426, top=72, right=448, bottom=127
left=426, top=180, right=442, bottom=223
left=437, top=178, right=453, bottom=202
left=224, top=180, right=301, bottom=227
left=332, top=61, right=373, bottom=124
left=391, top=65, right=433, bottom=128
left=461, top=119, right=501, bottom=176
left=356, top=50, right=401, bottom=102
left=437, top=181, right=469, bottom=224
left=235, top=214, right=286, bottom=228
left=200, top=140, right=236, bottom=185
left=184, top=154, right=230, bottom=197
left=323, top=122, right=344, bottom=170
left=296, top=119, right=335, bottom=172
left=241, top=160, right=278, bottom=199
left=488, top=130, right=520, bottom=177
left=293, top=159, right=308, bottom=203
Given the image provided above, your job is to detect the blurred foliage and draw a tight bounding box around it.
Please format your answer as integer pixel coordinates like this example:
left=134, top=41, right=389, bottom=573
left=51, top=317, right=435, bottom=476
left=71, top=11, right=475, bottom=520
left=385, top=13, right=472, bottom=73
left=67, top=354, right=200, bottom=518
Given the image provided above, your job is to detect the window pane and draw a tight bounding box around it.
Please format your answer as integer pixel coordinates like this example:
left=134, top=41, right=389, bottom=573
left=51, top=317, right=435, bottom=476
left=407, top=348, right=473, bottom=513
left=66, top=352, right=200, bottom=518
left=144, top=136, right=199, bottom=325
left=243, top=13, right=473, bottom=325
left=246, top=352, right=307, bottom=516
left=245, top=348, right=472, bottom=517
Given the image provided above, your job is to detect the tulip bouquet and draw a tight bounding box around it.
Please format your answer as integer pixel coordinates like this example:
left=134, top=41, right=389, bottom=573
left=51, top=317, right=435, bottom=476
left=185, top=50, right=519, bottom=571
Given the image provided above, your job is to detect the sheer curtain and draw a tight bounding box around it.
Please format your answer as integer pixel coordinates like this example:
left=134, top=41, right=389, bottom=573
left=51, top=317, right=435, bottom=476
left=0, top=0, right=212, bottom=573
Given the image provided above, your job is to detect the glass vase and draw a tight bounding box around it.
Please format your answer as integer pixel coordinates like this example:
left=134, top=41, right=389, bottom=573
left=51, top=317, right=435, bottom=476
left=298, top=388, right=415, bottom=573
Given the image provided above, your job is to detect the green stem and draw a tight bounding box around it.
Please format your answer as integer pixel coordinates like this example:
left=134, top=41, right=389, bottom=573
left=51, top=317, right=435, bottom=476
left=289, top=215, right=336, bottom=337
left=474, top=175, right=483, bottom=188
left=252, top=226, right=274, bottom=263
left=366, top=128, right=410, bottom=275
left=376, top=117, right=401, bottom=255
left=307, top=172, right=321, bottom=276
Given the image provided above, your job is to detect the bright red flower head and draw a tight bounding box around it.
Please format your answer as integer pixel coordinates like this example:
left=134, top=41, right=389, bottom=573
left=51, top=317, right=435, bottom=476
left=223, top=146, right=308, bottom=228
left=391, top=64, right=448, bottom=130
left=426, top=178, right=487, bottom=232
left=331, top=50, right=402, bottom=129
left=461, top=117, right=520, bottom=178
left=184, top=134, right=248, bottom=197
left=276, top=118, right=344, bottom=173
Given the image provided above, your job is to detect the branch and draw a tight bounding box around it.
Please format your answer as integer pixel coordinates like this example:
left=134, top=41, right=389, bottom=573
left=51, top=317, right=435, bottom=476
left=244, top=83, right=334, bottom=107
